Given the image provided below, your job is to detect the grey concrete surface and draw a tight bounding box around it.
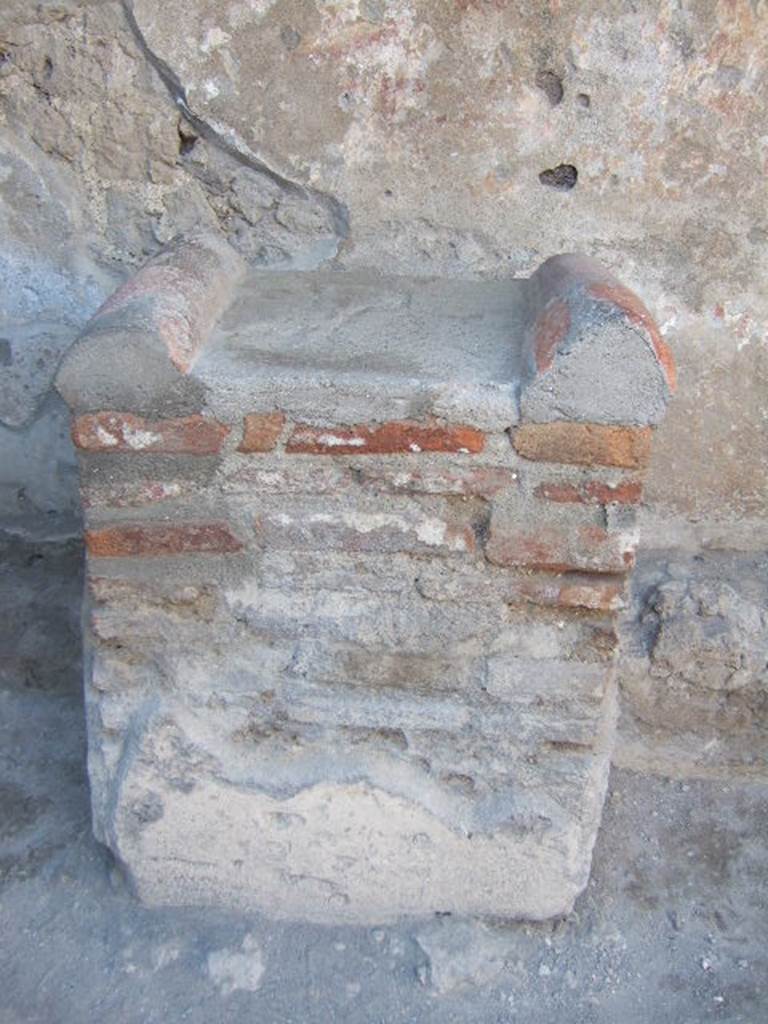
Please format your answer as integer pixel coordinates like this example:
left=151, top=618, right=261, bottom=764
left=206, top=270, right=529, bottom=383
left=0, top=534, right=766, bottom=1023
left=196, top=269, right=528, bottom=428
left=0, top=394, right=82, bottom=539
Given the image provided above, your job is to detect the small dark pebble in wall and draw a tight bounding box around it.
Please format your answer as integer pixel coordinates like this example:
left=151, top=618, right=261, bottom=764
left=535, top=70, right=564, bottom=106
left=539, top=164, right=578, bottom=191
left=177, top=125, right=198, bottom=156
left=280, top=26, right=302, bottom=51
left=576, top=93, right=591, bottom=108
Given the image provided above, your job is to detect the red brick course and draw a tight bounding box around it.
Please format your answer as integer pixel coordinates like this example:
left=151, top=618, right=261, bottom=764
left=534, top=479, right=643, bottom=505
left=254, top=511, right=476, bottom=556
left=286, top=421, right=486, bottom=455
left=73, top=412, right=229, bottom=455
left=513, top=422, right=652, bottom=469
left=82, top=480, right=195, bottom=509
left=238, top=413, right=286, bottom=453
left=486, top=521, right=635, bottom=574
left=85, top=522, right=242, bottom=557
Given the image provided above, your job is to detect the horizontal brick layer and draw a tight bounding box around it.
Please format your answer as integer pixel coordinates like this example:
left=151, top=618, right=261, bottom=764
left=286, top=420, right=485, bottom=455
left=354, top=464, right=516, bottom=498
left=486, top=520, right=635, bottom=574
left=415, top=561, right=626, bottom=612
left=513, top=422, right=652, bottom=469
left=486, top=656, right=608, bottom=705
left=88, top=577, right=218, bottom=619
left=222, top=462, right=515, bottom=499
left=82, top=480, right=196, bottom=509
left=254, top=511, right=476, bottom=556
left=238, top=412, right=285, bottom=453
left=534, top=479, right=643, bottom=505
left=85, top=522, right=242, bottom=557
left=516, top=574, right=626, bottom=612
left=73, top=412, right=229, bottom=455
left=289, top=640, right=484, bottom=694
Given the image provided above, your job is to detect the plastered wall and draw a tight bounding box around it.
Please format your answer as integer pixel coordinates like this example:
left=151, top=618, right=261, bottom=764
left=1, top=0, right=766, bottom=544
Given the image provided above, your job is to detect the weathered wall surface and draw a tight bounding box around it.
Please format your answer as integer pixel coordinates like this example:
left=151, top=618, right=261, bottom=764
left=1, top=0, right=766, bottom=542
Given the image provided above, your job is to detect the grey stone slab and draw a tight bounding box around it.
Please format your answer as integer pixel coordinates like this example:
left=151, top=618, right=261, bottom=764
left=193, top=269, right=527, bottom=426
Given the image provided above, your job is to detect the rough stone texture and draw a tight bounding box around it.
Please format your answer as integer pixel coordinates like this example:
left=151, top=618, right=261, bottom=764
left=2, top=541, right=768, bottom=1023
left=0, top=533, right=83, bottom=695
left=617, top=551, right=768, bottom=781
left=56, top=239, right=673, bottom=924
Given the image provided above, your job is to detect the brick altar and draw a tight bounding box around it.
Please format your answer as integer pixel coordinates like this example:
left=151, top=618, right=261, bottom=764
left=56, top=234, right=674, bottom=923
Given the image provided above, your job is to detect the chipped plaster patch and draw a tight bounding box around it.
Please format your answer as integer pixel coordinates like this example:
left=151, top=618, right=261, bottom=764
left=121, top=425, right=163, bottom=450
left=415, top=518, right=449, bottom=547
left=317, top=433, right=366, bottom=447
left=207, top=933, right=265, bottom=994
left=201, top=26, right=231, bottom=53
left=95, top=425, right=119, bottom=447
left=227, top=0, right=278, bottom=28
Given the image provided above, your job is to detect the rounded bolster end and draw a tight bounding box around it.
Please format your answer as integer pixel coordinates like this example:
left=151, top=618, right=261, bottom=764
left=521, top=254, right=676, bottom=427
left=55, top=232, right=244, bottom=415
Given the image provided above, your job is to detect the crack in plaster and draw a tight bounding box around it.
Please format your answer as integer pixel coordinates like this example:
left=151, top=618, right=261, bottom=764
left=119, top=0, right=350, bottom=245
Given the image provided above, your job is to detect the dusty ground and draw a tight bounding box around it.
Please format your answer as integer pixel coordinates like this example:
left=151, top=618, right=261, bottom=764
left=0, top=534, right=766, bottom=1024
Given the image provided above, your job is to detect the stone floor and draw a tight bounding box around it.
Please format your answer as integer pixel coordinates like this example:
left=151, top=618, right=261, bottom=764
left=0, top=534, right=766, bottom=1024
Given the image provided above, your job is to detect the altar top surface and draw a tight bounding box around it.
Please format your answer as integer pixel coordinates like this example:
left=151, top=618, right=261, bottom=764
left=193, top=269, right=530, bottom=392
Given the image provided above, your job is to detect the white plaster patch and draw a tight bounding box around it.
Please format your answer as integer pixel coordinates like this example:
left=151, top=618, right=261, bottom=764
left=201, top=26, right=231, bottom=53
left=415, top=518, right=448, bottom=547
left=268, top=511, right=468, bottom=550
left=227, top=0, right=278, bottom=28
left=122, top=425, right=162, bottom=450
left=207, top=933, right=265, bottom=994
left=95, top=425, right=118, bottom=447
left=319, top=512, right=405, bottom=533
left=317, top=433, right=366, bottom=447
left=152, top=942, right=181, bottom=970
